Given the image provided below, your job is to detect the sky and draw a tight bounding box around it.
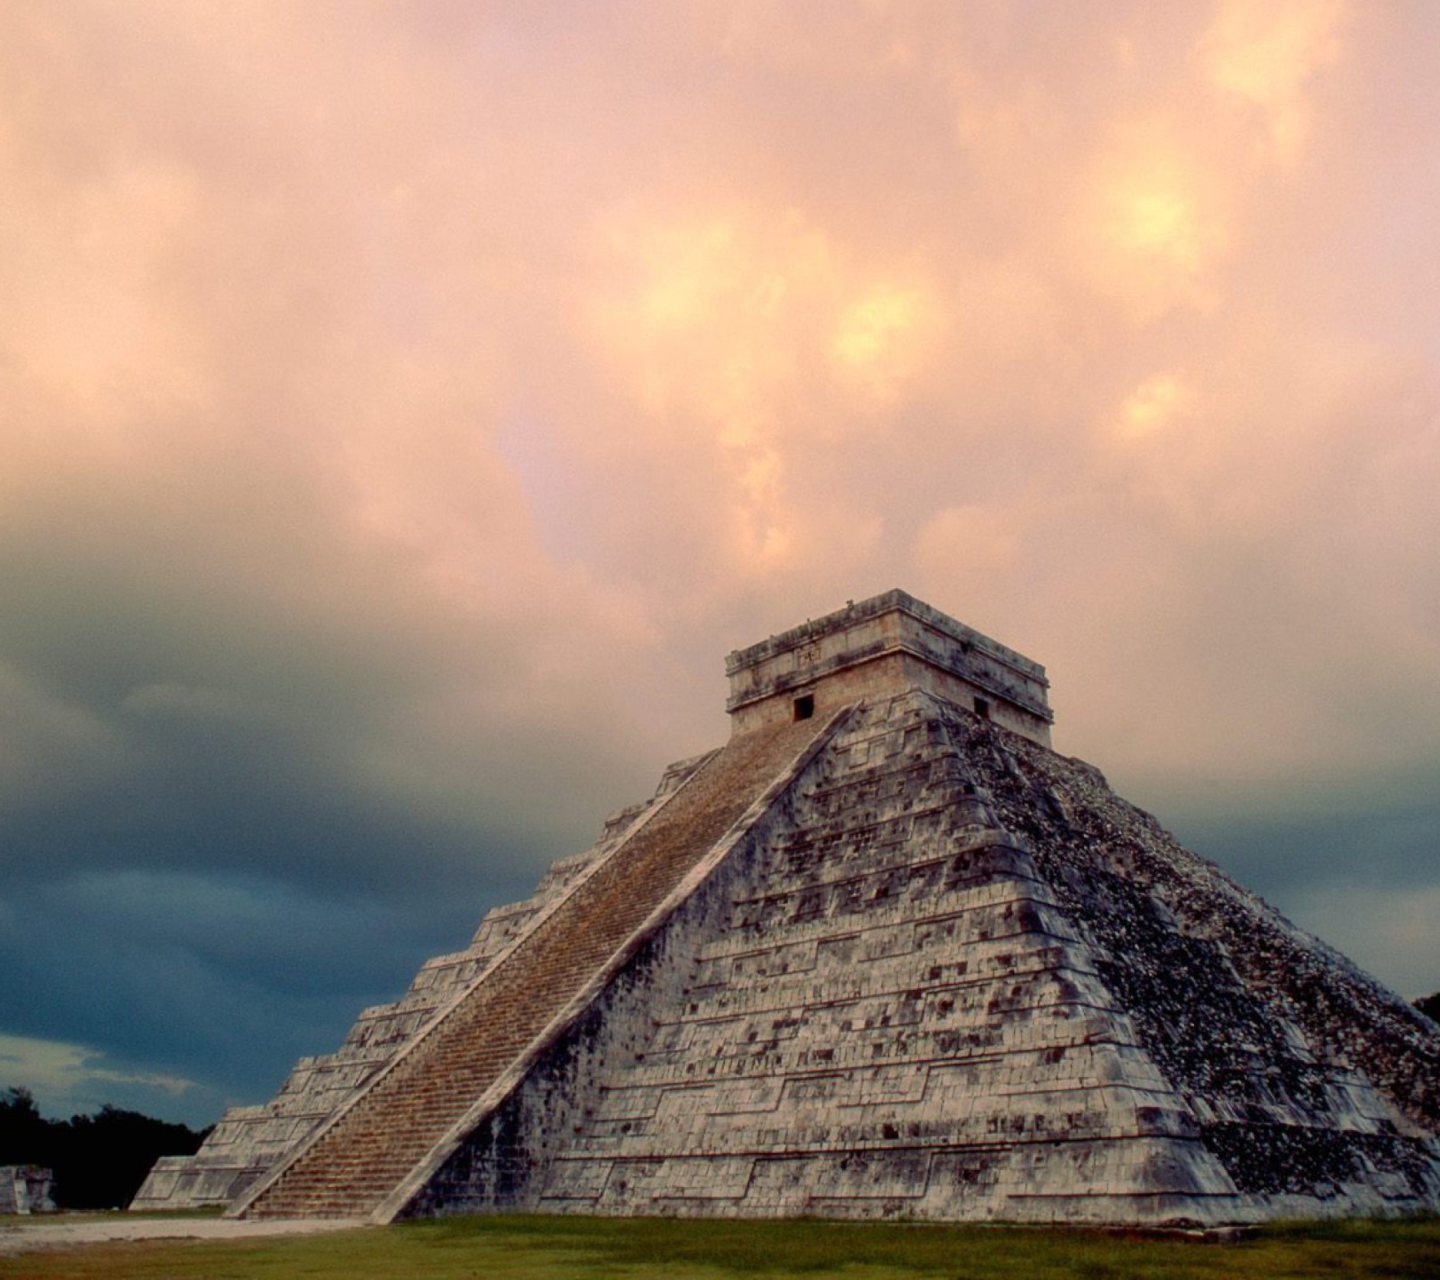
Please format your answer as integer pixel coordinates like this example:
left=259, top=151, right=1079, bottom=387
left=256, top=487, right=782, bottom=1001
left=2, top=0, right=1438, bottom=1129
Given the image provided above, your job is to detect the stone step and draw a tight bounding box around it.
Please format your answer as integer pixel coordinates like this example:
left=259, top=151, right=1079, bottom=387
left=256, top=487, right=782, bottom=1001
left=241, top=717, right=826, bottom=1219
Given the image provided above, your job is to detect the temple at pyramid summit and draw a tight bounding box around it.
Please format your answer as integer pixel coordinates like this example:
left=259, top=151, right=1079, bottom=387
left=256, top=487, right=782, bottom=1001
left=134, top=590, right=1440, bottom=1226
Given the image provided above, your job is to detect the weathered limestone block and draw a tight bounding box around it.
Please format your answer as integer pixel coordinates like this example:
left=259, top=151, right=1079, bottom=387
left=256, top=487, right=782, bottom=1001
left=0, top=1167, right=54, bottom=1215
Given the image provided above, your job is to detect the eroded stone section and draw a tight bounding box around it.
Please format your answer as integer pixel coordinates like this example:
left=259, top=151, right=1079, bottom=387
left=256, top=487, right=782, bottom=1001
left=0, top=1167, right=54, bottom=1215
left=948, top=707, right=1440, bottom=1216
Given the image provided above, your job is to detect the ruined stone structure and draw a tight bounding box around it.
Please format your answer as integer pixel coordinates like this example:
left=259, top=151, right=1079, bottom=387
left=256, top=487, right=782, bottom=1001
left=0, top=1167, right=55, bottom=1215
left=134, top=590, right=1440, bottom=1226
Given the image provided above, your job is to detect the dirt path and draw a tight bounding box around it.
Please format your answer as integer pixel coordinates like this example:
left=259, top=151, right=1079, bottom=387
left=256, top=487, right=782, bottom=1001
left=0, top=1215, right=367, bottom=1256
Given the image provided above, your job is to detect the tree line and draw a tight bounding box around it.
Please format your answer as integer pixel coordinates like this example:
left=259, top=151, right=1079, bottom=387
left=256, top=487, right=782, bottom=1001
left=0, top=1086, right=209, bottom=1210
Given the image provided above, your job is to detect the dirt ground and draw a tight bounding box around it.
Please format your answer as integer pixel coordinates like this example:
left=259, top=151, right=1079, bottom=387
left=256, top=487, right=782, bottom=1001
left=0, top=1215, right=366, bottom=1256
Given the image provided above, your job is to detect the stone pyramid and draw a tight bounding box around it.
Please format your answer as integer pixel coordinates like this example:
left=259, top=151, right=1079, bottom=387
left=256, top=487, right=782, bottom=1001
left=135, top=590, right=1440, bottom=1227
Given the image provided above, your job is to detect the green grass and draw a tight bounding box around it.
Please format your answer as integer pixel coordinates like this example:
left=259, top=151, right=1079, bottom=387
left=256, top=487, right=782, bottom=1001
left=2, top=1213, right=1438, bottom=1279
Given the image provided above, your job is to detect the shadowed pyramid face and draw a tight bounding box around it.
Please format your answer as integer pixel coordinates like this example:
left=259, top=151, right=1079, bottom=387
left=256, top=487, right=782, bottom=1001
left=135, top=593, right=1440, bottom=1227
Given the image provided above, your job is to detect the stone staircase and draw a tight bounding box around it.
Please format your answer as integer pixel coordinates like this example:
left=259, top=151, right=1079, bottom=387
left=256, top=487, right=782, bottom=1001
left=235, top=715, right=829, bottom=1220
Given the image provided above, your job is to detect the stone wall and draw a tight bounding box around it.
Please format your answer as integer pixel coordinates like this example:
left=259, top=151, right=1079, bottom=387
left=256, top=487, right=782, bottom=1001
left=0, top=1167, right=54, bottom=1215
left=725, top=590, right=1052, bottom=745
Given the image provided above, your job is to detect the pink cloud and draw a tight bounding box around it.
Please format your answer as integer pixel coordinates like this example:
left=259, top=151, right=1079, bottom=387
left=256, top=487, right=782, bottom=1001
left=2, top=3, right=1439, bottom=1059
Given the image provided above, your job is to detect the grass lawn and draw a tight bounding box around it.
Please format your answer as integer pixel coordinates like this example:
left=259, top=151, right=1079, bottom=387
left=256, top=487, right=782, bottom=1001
left=2, top=1213, right=1438, bottom=1279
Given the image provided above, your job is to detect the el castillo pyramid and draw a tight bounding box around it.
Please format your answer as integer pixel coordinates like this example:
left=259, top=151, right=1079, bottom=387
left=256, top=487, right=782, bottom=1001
left=134, top=590, right=1440, bottom=1227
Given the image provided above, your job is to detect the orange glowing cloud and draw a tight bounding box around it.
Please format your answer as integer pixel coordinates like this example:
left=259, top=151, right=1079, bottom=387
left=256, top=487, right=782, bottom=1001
left=1110, top=372, right=1193, bottom=442
left=581, top=203, right=937, bottom=575
left=1075, top=120, right=1234, bottom=321
left=831, top=281, right=945, bottom=404
left=1201, top=0, right=1347, bottom=165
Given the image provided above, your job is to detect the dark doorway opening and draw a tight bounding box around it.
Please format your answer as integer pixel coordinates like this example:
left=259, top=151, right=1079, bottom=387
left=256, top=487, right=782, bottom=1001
left=793, top=694, right=815, bottom=721
left=973, top=697, right=991, bottom=720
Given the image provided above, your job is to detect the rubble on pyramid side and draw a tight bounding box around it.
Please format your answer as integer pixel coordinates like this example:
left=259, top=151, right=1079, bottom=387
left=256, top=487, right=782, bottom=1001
left=129, top=752, right=715, bottom=1210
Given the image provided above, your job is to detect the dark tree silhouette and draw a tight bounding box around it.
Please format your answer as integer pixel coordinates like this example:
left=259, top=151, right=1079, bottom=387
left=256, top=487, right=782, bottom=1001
left=1417, top=992, right=1440, bottom=1024
left=0, top=1088, right=49, bottom=1164
left=0, top=1087, right=210, bottom=1209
